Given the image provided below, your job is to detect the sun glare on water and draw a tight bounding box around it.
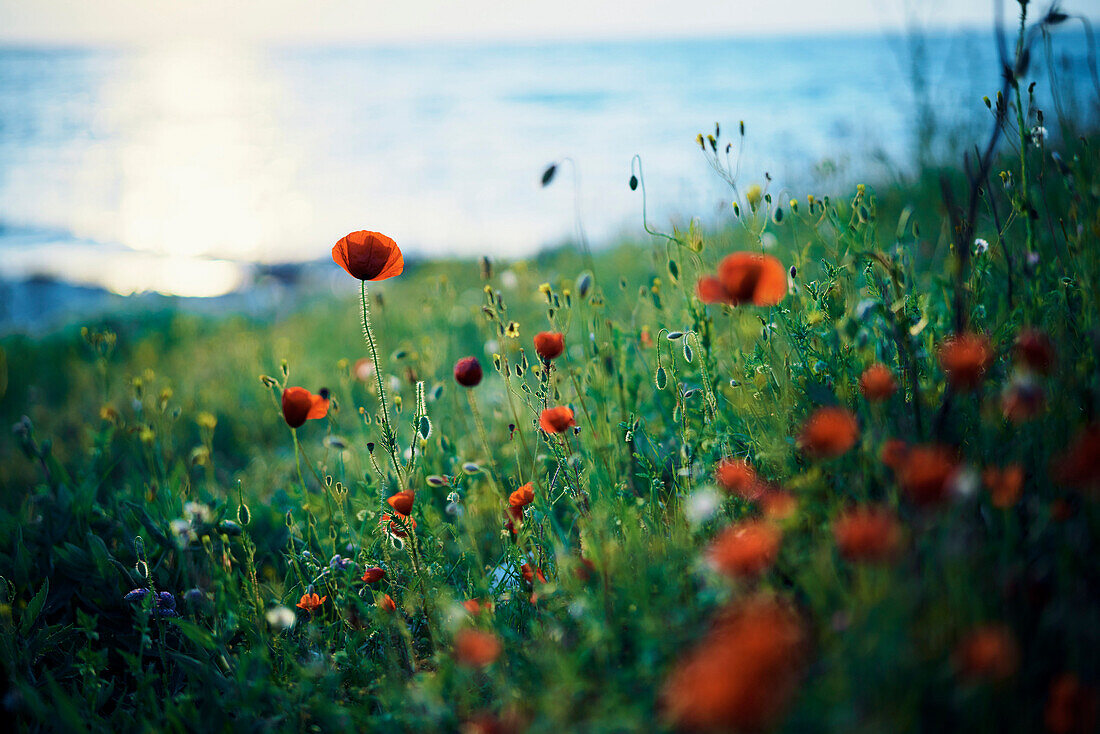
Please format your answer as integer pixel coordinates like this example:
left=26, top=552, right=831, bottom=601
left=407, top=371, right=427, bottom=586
left=68, top=43, right=314, bottom=296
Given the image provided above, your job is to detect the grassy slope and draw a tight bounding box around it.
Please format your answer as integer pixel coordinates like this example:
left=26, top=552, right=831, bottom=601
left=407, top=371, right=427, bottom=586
left=0, top=122, right=1098, bottom=732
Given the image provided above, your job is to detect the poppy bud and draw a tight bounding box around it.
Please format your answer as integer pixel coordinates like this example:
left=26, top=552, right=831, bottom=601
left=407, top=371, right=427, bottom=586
left=378, top=594, right=397, bottom=612
left=534, top=331, right=565, bottom=361
left=454, top=357, right=483, bottom=387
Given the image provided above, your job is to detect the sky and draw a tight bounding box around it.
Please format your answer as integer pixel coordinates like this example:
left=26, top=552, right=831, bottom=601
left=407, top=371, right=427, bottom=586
left=0, top=0, right=1035, bottom=45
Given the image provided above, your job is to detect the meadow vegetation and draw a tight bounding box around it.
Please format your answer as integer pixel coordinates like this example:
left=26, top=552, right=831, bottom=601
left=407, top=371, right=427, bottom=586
left=2, top=5, right=1100, bottom=732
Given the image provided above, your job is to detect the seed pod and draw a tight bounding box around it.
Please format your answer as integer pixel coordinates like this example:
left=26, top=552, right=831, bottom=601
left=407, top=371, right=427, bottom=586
left=683, top=342, right=693, bottom=363
left=667, top=331, right=684, bottom=340
left=629, top=174, right=638, bottom=191
left=655, top=367, right=668, bottom=390
left=418, top=415, right=432, bottom=440
left=541, top=164, right=557, bottom=186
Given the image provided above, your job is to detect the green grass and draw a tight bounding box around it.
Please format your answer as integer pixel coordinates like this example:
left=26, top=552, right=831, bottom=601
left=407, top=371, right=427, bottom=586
left=3, top=23, right=1100, bottom=731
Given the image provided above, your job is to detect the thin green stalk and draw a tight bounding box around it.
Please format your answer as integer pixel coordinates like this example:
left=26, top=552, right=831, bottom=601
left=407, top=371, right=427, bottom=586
left=360, top=280, right=406, bottom=490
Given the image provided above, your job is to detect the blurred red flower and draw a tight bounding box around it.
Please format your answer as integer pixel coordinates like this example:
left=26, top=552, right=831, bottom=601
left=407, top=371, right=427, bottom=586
left=708, top=521, right=782, bottom=579
left=896, top=444, right=958, bottom=506
left=663, top=595, right=805, bottom=731
left=983, top=464, right=1024, bottom=508
left=454, top=628, right=502, bottom=668
left=859, top=363, right=897, bottom=402
left=715, top=458, right=764, bottom=500
left=1045, top=673, right=1098, bottom=734
left=956, top=624, right=1019, bottom=681
left=1052, top=424, right=1100, bottom=490
left=938, top=332, right=993, bottom=390
left=539, top=406, right=576, bottom=434
left=1015, top=328, right=1055, bottom=374
left=798, top=407, right=860, bottom=459
left=833, top=506, right=903, bottom=563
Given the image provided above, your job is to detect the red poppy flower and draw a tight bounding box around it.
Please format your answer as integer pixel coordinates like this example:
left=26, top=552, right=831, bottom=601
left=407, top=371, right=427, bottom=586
left=382, top=513, right=417, bottom=538
left=1045, top=673, right=1098, bottom=734
left=896, top=444, right=958, bottom=506
left=520, top=563, right=546, bottom=585
left=760, top=490, right=798, bottom=522
left=533, top=331, right=565, bottom=361
left=956, top=624, right=1019, bottom=681
left=713, top=458, right=759, bottom=499
left=798, top=407, right=860, bottom=459
left=331, top=230, right=404, bottom=281
left=859, top=363, right=897, bottom=402
left=1052, top=424, right=1100, bottom=490
left=378, top=593, right=397, bottom=612
left=983, top=464, right=1024, bottom=508
left=716, top=252, right=788, bottom=306
left=539, top=406, right=576, bottom=434
left=454, top=356, right=483, bottom=387
left=454, top=628, right=502, bottom=668
left=508, top=482, right=534, bottom=508
left=708, top=521, right=782, bottom=579
left=1015, top=328, right=1055, bottom=374
left=695, top=276, right=730, bottom=304
left=387, top=490, right=415, bottom=516
left=574, top=557, right=597, bottom=582
left=281, top=387, right=330, bottom=428
left=462, top=598, right=493, bottom=615
left=938, top=332, right=993, bottom=390
left=662, top=595, right=805, bottom=731
left=296, top=592, right=326, bottom=612
left=881, top=439, right=909, bottom=471
left=462, top=711, right=525, bottom=734
left=833, top=506, right=903, bottom=563
left=1002, top=375, right=1046, bottom=422
left=361, top=566, right=386, bottom=584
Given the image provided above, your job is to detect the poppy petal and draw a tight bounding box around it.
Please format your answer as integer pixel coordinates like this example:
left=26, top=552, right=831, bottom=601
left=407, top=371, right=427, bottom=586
left=306, top=394, right=330, bottom=421
left=695, top=276, right=729, bottom=304
left=751, top=254, right=788, bottom=306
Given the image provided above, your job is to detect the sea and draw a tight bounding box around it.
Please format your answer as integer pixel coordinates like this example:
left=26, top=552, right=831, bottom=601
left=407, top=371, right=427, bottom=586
left=0, top=29, right=1095, bottom=309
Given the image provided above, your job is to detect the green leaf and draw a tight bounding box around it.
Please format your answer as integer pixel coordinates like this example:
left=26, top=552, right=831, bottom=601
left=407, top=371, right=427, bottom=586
left=171, top=618, right=217, bottom=651
left=21, top=578, right=49, bottom=635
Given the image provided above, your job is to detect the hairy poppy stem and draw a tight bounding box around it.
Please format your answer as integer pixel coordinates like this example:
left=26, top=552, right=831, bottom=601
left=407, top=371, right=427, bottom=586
left=360, top=280, right=406, bottom=489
